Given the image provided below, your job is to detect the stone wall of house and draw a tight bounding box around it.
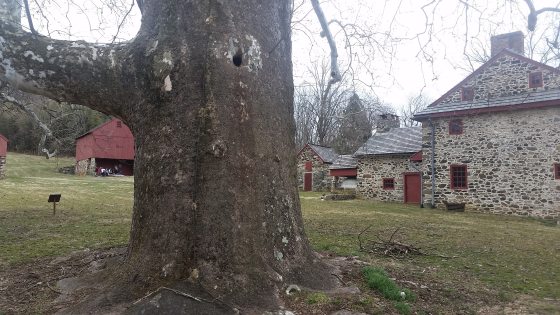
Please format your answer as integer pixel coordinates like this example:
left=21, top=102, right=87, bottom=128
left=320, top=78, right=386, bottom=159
left=75, top=158, right=96, bottom=176
left=356, top=154, right=421, bottom=202
left=0, top=156, right=5, bottom=179
left=439, top=53, right=560, bottom=104
left=297, top=147, right=331, bottom=191
left=421, top=107, right=560, bottom=218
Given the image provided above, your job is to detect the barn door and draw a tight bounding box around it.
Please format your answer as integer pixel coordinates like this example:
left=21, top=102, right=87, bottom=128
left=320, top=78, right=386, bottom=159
left=404, top=173, right=421, bottom=204
left=303, top=161, right=313, bottom=191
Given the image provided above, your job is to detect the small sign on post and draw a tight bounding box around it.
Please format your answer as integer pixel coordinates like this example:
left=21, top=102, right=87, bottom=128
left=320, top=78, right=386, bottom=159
left=48, top=193, right=61, bottom=215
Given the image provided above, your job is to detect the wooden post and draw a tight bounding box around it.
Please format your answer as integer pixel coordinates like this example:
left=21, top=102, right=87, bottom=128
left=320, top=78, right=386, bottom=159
left=48, top=194, right=61, bottom=215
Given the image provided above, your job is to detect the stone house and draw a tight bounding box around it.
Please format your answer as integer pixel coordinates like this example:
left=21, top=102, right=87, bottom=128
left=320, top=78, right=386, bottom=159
left=354, top=125, right=423, bottom=204
left=297, top=143, right=338, bottom=191
left=0, top=133, right=7, bottom=179
left=414, top=31, right=560, bottom=218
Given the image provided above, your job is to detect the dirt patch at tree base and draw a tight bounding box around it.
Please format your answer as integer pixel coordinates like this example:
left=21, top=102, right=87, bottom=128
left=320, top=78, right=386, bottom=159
left=1, top=248, right=558, bottom=314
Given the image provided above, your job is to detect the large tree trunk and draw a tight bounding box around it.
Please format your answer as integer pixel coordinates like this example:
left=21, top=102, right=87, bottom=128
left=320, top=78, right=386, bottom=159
left=0, top=0, right=334, bottom=310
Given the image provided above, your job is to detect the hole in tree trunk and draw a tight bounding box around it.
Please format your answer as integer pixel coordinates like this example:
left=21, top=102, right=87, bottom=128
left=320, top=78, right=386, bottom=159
left=232, top=49, right=243, bottom=67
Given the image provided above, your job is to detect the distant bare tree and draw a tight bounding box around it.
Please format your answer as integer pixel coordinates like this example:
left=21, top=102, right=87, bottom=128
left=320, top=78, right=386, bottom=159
left=294, top=59, right=350, bottom=148
left=400, top=94, right=430, bottom=127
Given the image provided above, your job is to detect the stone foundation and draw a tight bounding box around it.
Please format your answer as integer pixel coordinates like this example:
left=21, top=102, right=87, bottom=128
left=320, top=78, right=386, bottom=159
left=0, top=156, right=5, bottom=179
left=75, top=158, right=96, bottom=176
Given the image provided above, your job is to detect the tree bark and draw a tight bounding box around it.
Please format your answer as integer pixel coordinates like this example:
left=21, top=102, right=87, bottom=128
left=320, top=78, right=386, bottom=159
left=0, top=0, right=334, bottom=309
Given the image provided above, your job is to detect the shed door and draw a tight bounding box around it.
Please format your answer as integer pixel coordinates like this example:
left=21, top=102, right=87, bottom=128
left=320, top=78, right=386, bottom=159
left=303, top=161, right=313, bottom=191
left=303, top=173, right=312, bottom=191
left=404, top=173, right=421, bottom=204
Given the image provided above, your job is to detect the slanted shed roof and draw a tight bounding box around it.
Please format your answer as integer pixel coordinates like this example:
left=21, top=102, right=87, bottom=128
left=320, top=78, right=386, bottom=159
left=353, top=127, right=422, bottom=156
left=329, top=155, right=358, bottom=170
left=415, top=49, right=560, bottom=120
left=306, top=143, right=339, bottom=163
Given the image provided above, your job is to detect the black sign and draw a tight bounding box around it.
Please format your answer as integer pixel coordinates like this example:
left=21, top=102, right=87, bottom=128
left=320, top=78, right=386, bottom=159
left=48, top=194, right=61, bottom=203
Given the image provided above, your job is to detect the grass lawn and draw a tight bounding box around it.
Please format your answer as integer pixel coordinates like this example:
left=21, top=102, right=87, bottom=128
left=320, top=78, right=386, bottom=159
left=1, top=153, right=559, bottom=313
left=0, top=153, right=133, bottom=265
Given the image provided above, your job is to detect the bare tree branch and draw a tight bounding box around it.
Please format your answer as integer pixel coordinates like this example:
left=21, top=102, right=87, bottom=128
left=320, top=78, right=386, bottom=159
left=524, top=0, right=560, bottom=31
left=0, top=6, right=136, bottom=116
left=0, top=90, right=59, bottom=157
left=310, top=0, right=342, bottom=84
left=22, top=0, right=37, bottom=35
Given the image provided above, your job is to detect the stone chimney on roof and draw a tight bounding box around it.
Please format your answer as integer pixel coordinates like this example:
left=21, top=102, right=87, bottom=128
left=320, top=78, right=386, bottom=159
left=375, top=114, right=400, bottom=133
left=490, top=31, right=524, bottom=57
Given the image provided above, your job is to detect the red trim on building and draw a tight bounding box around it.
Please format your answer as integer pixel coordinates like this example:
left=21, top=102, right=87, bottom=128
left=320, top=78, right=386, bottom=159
left=461, top=87, right=474, bottom=101
left=403, top=172, right=421, bottom=204
left=450, top=164, right=468, bottom=190
left=555, top=163, right=560, bottom=180
left=409, top=151, right=423, bottom=162
left=529, top=71, right=543, bottom=88
left=330, top=168, right=357, bottom=177
left=449, top=119, right=464, bottom=135
left=304, top=161, right=312, bottom=172
left=382, top=178, right=395, bottom=190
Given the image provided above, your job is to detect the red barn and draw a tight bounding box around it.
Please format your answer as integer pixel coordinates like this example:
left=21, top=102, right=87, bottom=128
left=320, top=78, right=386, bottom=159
left=0, top=133, right=7, bottom=179
left=75, top=119, right=135, bottom=176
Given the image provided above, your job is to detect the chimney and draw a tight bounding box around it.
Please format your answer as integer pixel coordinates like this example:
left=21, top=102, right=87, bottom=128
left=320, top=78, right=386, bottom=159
left=375, top=114, right=400, bottom=133
left=490, top=31, right=524, bottom=57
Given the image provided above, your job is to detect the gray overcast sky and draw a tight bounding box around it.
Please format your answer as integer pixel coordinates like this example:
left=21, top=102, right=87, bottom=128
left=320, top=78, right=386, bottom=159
left=292, top=0, right=560, bottom=108
left=24, top=0, right=560, bottom=110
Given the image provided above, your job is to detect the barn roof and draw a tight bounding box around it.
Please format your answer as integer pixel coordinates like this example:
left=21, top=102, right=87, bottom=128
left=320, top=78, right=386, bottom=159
left=75, top=118, right=117, bottom=140
left=298, top=143, right=339, bottom=164
left=329, top=155, right=357, bottom=170
left=353, top=127, right=422, bottom=156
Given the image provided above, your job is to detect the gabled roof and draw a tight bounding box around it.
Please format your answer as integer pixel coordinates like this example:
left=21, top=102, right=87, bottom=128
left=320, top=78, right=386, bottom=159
left=353, top=127, right=422, bottom=156
left=415, top=49, right=560, bottom=119
left=75, top=118, right=115, bottom=140
left=329, top=155, right=358, bottom=170
left=298, top=143, right=338, bottom=164
left=414, top=89, right=560, bottom=118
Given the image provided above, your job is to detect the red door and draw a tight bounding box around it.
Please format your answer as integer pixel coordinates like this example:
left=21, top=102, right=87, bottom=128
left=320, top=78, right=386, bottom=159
left=304, top=173, right=312, bottom=191
left=404, top=173, right=421, bottom=204
left=303, top=161, right=313, bottom=191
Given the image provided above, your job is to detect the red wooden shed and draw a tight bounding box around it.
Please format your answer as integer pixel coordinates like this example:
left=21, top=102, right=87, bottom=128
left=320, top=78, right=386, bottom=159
left=0, top=133, right=8, bottom=179
left=0, top=134, right=7, bottom=157
left=75, top=118, right=135, bottom=176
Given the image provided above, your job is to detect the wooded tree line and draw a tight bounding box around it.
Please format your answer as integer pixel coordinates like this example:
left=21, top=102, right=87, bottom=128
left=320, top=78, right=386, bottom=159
left=0, top=86, right=108, bottom=156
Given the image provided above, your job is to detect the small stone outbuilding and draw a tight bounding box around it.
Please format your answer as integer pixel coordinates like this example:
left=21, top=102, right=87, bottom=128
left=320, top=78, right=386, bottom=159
left=297, top=143, right=338, bottom=191
left=354, top=126, right=423, bottom=204
left=414, top=31, right=560, bottom=218
left=0, top=133, right=7, bottom=179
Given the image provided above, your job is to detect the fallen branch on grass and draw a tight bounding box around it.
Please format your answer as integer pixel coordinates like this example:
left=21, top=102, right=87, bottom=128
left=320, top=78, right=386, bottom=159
left=358, top=226, right=456, bottom=259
